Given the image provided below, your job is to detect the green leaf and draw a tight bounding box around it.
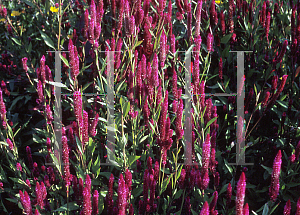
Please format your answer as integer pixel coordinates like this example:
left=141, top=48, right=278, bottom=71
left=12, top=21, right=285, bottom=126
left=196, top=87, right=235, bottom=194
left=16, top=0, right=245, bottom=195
left=75, top=136, right=83, bottom=156
left=205, top=117, right=218, bottom=130
left=11, top=37, right=21, bottom=46
left=46, top=80, right=67, bottom=88
left=39, top=30, right=56, bottom=50
left=123, top=101, right=130, bottom=118
left=173, top=189, right=183, bottom=200
left=221, top=34, right=233, bottom=44
left=53, top=202, right=79, bottom=212
left=261, top=165, right=273, bottom=174
left=128, top=155, right=140, bottom=167
left=21, top=0, right=35, bottom=7
left=59, top=53, right=69, bottom=68
left=92, top=155, right=101, bottom=177
left=262, top=203, right=269, bottom=215
left=160, top=176, right=171, bottom=195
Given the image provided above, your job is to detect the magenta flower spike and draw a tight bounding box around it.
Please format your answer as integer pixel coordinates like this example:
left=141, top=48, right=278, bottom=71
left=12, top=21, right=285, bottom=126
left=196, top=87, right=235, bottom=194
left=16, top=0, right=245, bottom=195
left=125, top=169, right=132, bottom=193
left=37, top=80, right=44, bottom=104
left=295, top=140, right=300, bottom=161
left=152, top=53, right=159, bottom=87
left=90, top=0, right=96, bottom=23
left=209, top=191, right=218, bottom=211
left=117, top=174, right=127, bottom=215
left=141, top=54, right=147, bottom=80
left=296, top=197, right=300, bottom=215
left=243, top=203, right=249, bottom=215
left=40, top=55, right=46, bottom=83
left=82, top=110, right=89, bottom=144
left=202, top=133, right=211, bottom=173
left=262, top=91, right=270, bottom=107
left=272, top=75, right=278, bottom=91
left=195, top=0, right=202, bottom=38
left=107, top=173, right=114, bottom=212
left=274, top=40, right=288, bottom=65
left=117, top=0, right=125, bottom=34
left=175, top=99, right=184, bottom=140
left=265, top=11, right=271, bottom=42
left=160, top=30, right=166, bottom=68
left=73, top=91, right=83, bottom=126
left=92, top=190, right=99, bottom=215
left=45, top=104, right=53, bottom=124
left=22, top=57, right=28, bottom=72
left=220, top=10, right=225, bottom=36
left=16, top=162, right=22, bottom=172
left=20, top=190, right=33, bottom=215
left=219, top=57, right=223, bottom=80
left=7, top=138, right=13, bottom=151
left=269, top=150, right=282, bottom=202
left=62, top=136, right=71, bottom=187
left=206, top=32, right=213, bottom=53
left=89, top=113, right=99, bottom=137
left=159, top=90, right=168, bottom=140
left=34, top=209, right=40, bottom=215
left=84, top=9, right=89, bottom=39
left=267, top=75, right=288, bottom=110
left=89, top=17, right=95, bottom=42
left=175, top=0, right=184, bottom=15
left=236, top=172, right=246, bottom=215
left=283, top=199, right=291, bottom=215
left=82, top=186, right=92, bottom=215
left=200, top=201, right=209, bottom=215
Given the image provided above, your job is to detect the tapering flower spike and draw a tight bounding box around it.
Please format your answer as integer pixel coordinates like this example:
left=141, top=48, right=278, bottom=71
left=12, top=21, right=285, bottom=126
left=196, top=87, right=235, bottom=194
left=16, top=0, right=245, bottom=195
left=274, top=40, right=288, bottom=65
left=92, top=190, right=99, bottom=215
left=269, top=150, right=282, bottom=202
left=207, top=32, right=213, bottom=53
left=296, top=197, right=300, bottom=215
left=117, top=173, right=128, bottom=215
left=82, top=110, right=89, bottom=144
left=37, top=80, right=44, bottom=104
left=200, top=201, right=209, bottom=215
left=267, top=75, right=288, bottom=110
left=195, top=0, right=202, bottom=38
left=19, top=190, right=33, bottom=215
left=175, top=99, right=184, bottom=140
left=283, top=199, right=291, bottom=215
left=152, top=53, right=159, bottom=87
left=82, top=186, right=92, bottom=215
left=40, top=55, right=46, bottom=83
left=22, top=57, right=28, bottom=72
left=62, top=136, right=71, bottom=187
left=89, top=113, right=99, bottom=137
left=209, top=191, right=218, bottom=211
left=106, top=174, right=114, bottom=212
left=219, top=57, right=223, bottom=80
left=243, top=203, right=249, bottom=215
left=84, top=9, right=89, bottom=39
left=202, top=133, right=211, bottom=173
left=236, top=172, right=246, bottom=215
left=160, top=30, right=167, bottom=68
left=73, top=91, right=83, bottom=127
left=46, top=104, right=53, bottom=124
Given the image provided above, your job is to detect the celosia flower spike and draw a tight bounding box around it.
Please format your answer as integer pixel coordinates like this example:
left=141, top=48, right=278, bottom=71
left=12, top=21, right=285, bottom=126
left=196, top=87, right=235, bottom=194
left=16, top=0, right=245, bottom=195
left=236, top=172, right=246, bottom=215
left=269, top=150, right=282, bottom=202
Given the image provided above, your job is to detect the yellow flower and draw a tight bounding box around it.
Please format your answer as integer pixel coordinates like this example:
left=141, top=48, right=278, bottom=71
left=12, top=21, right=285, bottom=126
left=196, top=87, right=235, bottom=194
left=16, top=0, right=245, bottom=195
left=50, top=6, right=59, bottom=13
left=0, top=18, right=5, bottom=22
left=11, top=11, right=21, bottom=16
left=215, top=0, right=222, bottom=4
